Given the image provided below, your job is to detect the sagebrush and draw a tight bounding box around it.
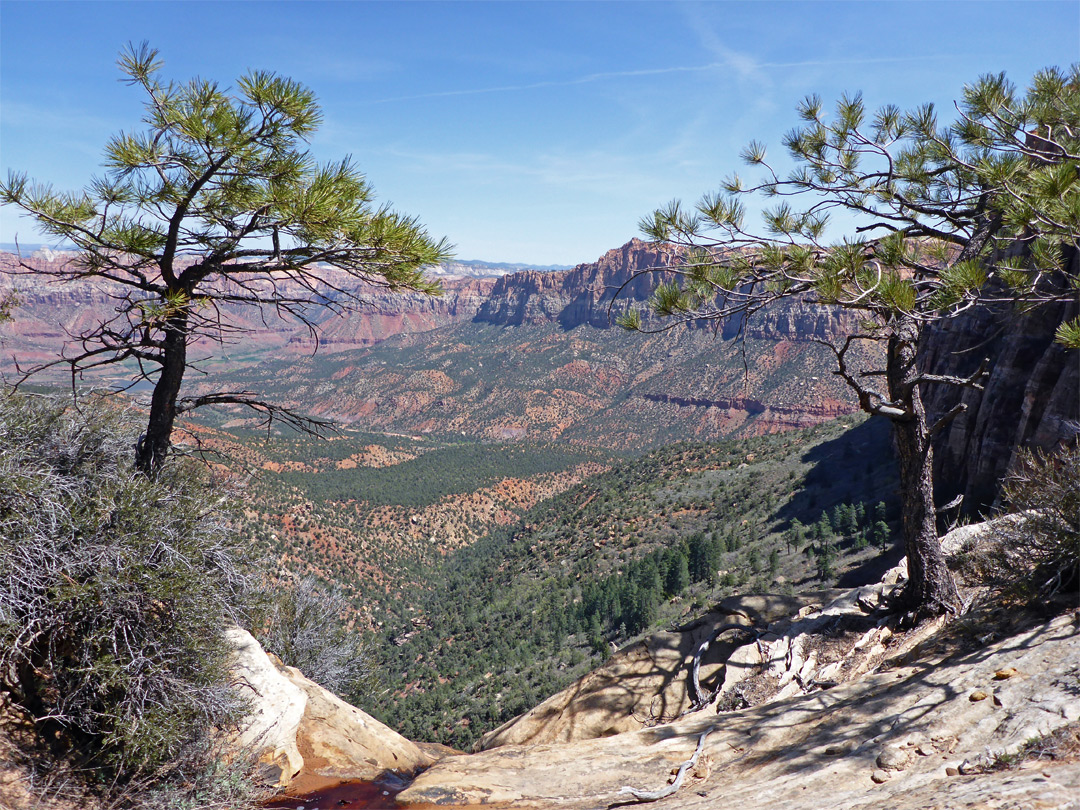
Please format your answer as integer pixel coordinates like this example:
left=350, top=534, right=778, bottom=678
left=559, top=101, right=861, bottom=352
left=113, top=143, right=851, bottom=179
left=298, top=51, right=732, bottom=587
left=0, top=393, right=251, bottom=780
left=967, top=442, right=1080, bottom=603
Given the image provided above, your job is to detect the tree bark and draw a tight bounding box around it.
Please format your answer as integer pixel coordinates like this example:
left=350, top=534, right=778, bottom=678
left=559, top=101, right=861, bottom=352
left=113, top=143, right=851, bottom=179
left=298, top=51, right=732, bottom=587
left=134, top=308, right=188, bottom=476
left=887, top=321, right=962, bottom=622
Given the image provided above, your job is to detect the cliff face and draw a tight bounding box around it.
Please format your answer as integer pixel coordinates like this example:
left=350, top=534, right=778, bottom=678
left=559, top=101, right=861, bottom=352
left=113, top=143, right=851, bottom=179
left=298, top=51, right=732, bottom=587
left=285, top=279, right=495, bottom=351
left=476, top=238, right=861, bottom=342
left=475, top=238, right=672, bottom=329
left=922, top=287, right=1079, bottom=514
left=0, top=251, right=494, bottom=368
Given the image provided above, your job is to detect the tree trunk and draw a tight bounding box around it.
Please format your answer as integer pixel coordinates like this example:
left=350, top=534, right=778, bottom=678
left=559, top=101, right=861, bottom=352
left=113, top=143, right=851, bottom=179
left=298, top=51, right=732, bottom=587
left=887, top=322, right=961, bottom=623
left=135, top=309, right=188, bottom=476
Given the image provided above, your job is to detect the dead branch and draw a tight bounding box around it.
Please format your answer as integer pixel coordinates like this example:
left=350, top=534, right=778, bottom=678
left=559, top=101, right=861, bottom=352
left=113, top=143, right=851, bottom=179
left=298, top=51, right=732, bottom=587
left=611, top=728, right=712, bottom=806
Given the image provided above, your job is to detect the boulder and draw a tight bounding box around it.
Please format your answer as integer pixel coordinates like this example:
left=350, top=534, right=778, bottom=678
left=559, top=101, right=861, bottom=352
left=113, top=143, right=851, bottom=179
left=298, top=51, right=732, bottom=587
left=227, top=627, right=433, bottom=791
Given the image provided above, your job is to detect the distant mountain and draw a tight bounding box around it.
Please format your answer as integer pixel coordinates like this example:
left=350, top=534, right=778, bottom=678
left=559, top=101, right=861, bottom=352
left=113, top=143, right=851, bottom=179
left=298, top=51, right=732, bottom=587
left=430, top=258, right=573, bottom=278
left=0, top=243, right=76, bottom=255
left=196, top=239, right=871, bottom=448
left=2, top=240, right=874, bottom=446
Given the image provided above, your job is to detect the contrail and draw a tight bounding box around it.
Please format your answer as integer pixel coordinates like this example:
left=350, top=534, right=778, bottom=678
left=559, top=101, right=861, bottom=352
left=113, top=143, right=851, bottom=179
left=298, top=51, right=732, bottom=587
left=370, top=55, right=955, bottom=104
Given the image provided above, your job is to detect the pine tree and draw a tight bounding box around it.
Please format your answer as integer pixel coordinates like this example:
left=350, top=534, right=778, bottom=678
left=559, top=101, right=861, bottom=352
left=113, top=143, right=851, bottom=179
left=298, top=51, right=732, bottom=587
left=1, top=44, right=450, bottom=475
left=620, top=66, right=1080, bottom=623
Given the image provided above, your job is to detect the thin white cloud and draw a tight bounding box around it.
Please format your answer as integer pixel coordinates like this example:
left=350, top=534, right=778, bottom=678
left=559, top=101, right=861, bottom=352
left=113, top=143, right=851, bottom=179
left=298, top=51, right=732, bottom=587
left=1, top=100, right=114, bottom=135
left=369, top=55, right=954, bottom=105
left=381, top=145, right=655, bottom=195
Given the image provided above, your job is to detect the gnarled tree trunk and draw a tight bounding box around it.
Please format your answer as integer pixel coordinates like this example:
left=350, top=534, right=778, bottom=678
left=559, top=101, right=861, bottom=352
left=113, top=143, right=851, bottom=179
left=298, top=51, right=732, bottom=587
left=134, top=308, right=188, bottom=477
left=887, top=322, right=961, bottom=621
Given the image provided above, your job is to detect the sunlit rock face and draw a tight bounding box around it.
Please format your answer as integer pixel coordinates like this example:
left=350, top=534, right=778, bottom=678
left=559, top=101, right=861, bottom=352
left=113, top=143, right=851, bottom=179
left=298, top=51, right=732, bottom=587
left=227, top=627, right=433, bottom=791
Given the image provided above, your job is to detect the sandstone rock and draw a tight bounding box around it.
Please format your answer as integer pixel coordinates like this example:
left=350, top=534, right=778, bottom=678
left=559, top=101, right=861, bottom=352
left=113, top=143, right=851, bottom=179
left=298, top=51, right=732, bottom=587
left=226, top=627, right=432, bottom=791
left=871, top=769, right=891, bottom=784
left=478, top=594, right=815, bottom=750
left=399, top=602, right=1080, bottom=810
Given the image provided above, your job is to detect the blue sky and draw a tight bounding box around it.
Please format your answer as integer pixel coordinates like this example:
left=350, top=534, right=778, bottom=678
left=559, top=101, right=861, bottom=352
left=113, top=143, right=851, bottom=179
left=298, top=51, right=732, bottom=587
left=1, top=1, right=1077, bottom=265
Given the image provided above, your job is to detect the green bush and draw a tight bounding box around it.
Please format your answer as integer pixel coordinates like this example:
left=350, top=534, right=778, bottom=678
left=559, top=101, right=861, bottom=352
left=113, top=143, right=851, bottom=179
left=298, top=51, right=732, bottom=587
left=0, top=393, right=251, bottom=781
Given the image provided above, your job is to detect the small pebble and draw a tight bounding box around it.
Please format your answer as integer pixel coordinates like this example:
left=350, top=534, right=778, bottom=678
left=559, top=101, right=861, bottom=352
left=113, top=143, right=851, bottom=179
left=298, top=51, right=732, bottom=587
left=994, top=667, right=1019, bottom=680
left=946, top=766, right=959, bottom=776
left=871, top=769, right=890, bottom=784
left=969, top=689, right=989, bottom=702
left=876, top=747, right=910, bottom=770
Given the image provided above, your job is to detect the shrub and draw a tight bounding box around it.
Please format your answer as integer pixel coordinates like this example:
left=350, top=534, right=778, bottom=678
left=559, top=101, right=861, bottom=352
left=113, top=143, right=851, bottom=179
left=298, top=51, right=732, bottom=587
left=0, top=393, right=251, bottom=781
left=255, top=576, right=370, bottom=699
left=966, top=443, right=1080, bottom=603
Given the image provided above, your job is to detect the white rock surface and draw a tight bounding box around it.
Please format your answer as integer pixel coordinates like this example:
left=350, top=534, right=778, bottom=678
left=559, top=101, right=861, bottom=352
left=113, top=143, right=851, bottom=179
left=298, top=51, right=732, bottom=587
left=227, top=626, right=433, bottom=790
left=399, top=611, right=1080, bottom=809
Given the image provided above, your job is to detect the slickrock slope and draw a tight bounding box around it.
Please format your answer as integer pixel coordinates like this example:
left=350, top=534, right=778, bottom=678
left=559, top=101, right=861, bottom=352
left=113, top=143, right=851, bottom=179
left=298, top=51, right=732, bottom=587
left=227, top=627, right=433, bottom=791
left=478, top=594, right=823, bottom=750
left=398, top=522, right=1080, bottom=809
left=400, top=608, right=1079, bottom=810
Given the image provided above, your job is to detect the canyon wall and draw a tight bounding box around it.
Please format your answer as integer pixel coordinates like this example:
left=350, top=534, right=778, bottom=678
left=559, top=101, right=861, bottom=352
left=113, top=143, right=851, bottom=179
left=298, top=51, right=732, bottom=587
left=0, top=251, right=494, bottom=368
left=922, top=270, right=1079, bottom=514
left=476, top=238, right=861, bottom=342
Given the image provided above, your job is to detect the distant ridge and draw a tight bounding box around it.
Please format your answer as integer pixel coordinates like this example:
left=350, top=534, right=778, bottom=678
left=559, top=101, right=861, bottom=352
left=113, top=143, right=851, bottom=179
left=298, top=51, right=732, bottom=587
left=429, top=258, right=573, bottom=278
left=0, top=244, right=572, bottom=279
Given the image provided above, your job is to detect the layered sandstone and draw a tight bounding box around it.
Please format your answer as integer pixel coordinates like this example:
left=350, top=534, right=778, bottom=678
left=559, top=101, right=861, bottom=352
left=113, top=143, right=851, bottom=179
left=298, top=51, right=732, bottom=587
left=227, top=626, right=432, bottom=791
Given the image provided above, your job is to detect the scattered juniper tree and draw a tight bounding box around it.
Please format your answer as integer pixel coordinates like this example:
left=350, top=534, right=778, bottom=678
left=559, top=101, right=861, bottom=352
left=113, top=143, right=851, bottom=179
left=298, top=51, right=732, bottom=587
left=0, top=43, right=450, bottom=476
left=619, top=66, right=1079, bottom=623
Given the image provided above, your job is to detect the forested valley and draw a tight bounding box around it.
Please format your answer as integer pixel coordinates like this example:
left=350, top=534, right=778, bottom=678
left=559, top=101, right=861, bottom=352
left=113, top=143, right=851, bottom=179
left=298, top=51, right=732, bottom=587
left=214, top=411, right=904, bottom=749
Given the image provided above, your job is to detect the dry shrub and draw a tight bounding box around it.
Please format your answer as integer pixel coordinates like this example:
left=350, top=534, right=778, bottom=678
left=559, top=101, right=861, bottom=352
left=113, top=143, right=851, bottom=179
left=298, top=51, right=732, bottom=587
left=0, top=392, right=253, bottom=796
left=963, top=442, right=1080, bottom=604
left=255, top=575, right=371, bottom=700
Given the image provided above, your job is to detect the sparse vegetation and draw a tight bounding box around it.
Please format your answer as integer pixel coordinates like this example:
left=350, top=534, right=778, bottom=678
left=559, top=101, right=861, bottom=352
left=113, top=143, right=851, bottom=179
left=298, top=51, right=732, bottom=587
left=0, top=392, right=255, bottom=804
left=255, top=575, right=371, bottom=699
left=961, top=443, right=1080, bottom=604
left=359, top=415, right=903, bottom=748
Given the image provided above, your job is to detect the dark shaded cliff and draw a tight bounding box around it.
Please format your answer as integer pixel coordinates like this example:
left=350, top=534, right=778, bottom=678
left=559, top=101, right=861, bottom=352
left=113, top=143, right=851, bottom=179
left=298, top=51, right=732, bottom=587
left=922, top=279, right=1080, bottom=514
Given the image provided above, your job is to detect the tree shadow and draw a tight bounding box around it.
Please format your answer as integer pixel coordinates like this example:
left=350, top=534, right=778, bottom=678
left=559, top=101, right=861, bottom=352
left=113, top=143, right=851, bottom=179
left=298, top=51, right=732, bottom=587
left=478, top=610, right=759, bottom=750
